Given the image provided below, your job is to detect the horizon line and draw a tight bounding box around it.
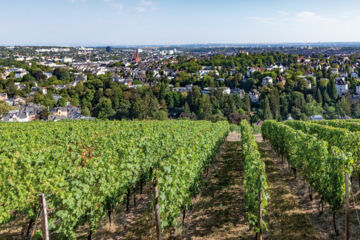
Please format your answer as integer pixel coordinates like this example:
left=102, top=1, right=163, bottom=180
left=2, top=41, right=360, bottom=48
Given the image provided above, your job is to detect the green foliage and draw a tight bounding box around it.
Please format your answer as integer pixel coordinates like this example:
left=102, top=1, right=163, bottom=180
left=153, top=110, right=168, bottom=120
left=240, top=120, right=268, bottom=233
left=57, top=98, right=67, bottom=107
left=0, top=101, right=15, bottom=117
left=263, top=97, right=273, bottom=120
left=304, top=99, right=323, bottom=117
left=0, top=120, right=229, bottom=238
left=157, top=121, right=229, bottom=228
left=315, top=119, right=360, bottom=132
left=285, top=120, right=360, bottom=171
left=262, top=121, right=352, bottom=213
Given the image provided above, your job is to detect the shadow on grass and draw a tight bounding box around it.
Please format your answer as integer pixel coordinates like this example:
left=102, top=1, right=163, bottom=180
left=257, top=140, right=321, bottom=240
left=182, top=141, right=254, bottom=240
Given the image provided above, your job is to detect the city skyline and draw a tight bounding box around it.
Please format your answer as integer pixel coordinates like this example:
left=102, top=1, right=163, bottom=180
left=1, top=0, right=360, bottom=46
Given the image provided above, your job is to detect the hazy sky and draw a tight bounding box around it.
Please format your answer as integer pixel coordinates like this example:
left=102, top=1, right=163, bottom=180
left=1, top=0, right=360, bottom=46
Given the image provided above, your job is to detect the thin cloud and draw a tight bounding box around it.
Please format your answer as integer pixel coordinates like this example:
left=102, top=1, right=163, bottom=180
left=111, top=3, right=123, bottom=10
left=248, top=11, right=334, bottom=25
left=68, top=0, right=87, bottom=3
left=103, top=0, right=124, bottom=12
left=136, top=0, right=158, bottom=13
left=140, top=0, right=155, bottom=6
left=295, top=11, right=334, bottom=23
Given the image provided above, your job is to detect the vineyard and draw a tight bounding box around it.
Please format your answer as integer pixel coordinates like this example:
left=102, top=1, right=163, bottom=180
left=1, top=119, right=360, bottom=239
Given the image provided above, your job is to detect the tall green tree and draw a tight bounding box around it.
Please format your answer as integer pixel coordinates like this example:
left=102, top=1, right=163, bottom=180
left=263, top=97, right=273, bottom=120
left=269, top=88, right=280, bottom=120
left=198, top=95, right=212, bottom=120
left=328, top=78, right=338, bottom=100
left=315, top=88, right=323, bottom=105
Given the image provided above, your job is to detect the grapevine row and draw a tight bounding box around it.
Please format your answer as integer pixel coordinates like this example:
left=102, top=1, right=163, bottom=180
left=0, top=120, right=229, bottom=239
left=284, top=120, right=360, bottom=171
left=240, top=120, right=268, bottom=235
left=314, top=120, right=360, bottom=132
left=261, top=121, right=352, bottom=214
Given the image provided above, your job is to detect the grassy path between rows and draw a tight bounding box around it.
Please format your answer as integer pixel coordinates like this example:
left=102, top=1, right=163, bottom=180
left=180, top=132, right=252, bottom=239
left=255, top=135, right=320, bottom=240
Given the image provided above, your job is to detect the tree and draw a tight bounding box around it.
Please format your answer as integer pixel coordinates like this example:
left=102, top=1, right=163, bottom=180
left=292, top=91, right=306, bottom=112
left=188, top=86, right=201, bottom=113
left=222, top=95, right=236, bottom=117
left=319, top=78, right=329, bottom=88
left=57, top=98, right=67, bottom=107
left=70, top=98, right=79, bottom=107
left=305, top=100, right=323, bottom=117
left=336, top=96, right=351, bottom=116
left=328, top=78, right=338, bottom=100
left=116, top=100, right=131, bottom=119
left=40, top=109, right=49, bottom=120
left=34, top=71, right=47, bottom=82
left=324, top=104, right=337, bottom=119
left=198, top=95, right=212, bottom=120
left=153, top=110, right=168, bottom=120
left=243, top=94, right=251, bottom=113
left=96, top=98, right=115, bottom=119
left=183, top=102, right=191, bottom=114
left=81, top=107, right=91, bottom=116
left=269, top=88, right=280, bottom=120
left=352, top=102, right=360, bottom=118
left=53, top=68, right=70, bottom=81
left=0, top=101, right=13, bottom=117
left=315, top=88, right=323, bottom=105
left=130, top=95, right=146, bottom=119
left=263, top=97, right=273, bottom=120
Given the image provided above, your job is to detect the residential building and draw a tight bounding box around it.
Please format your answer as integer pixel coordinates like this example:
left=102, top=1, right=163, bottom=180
left=356, top=82, right=360, bottom=95
left=262, top=76, right=273, bottom=86
left=231, top=88, right=245, bottom=98
left=335, top=77, right=349, bottom=96
left=310, top=115, right=324, bottom=121
left=3, top=103, right=43, bottom=122
left=249, top=90, right=260, bottom=103
left=330, top=68, right=339, bottom=75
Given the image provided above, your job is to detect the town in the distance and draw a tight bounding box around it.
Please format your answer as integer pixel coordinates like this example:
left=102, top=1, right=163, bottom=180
left=1, top=44, right=360, bottom=123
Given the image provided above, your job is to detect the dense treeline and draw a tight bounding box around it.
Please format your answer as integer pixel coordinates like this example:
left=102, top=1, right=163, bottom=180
left=1, top=52, right=360, bottom=121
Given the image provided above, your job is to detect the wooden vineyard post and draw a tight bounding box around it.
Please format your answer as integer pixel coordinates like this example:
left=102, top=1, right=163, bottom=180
left=345, top=172, right=350, bottom=240
left=153, top=173, right=162, bottom=240
left=258, top=177, right=263, bottom=240
left=39, top=193, right=49, bottom=240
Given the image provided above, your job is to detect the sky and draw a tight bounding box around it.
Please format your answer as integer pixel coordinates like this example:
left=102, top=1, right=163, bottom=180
left=1, top=0, right=360, bottom=46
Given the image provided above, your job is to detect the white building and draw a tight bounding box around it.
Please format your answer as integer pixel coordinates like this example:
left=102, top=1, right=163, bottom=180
left=330, top=68, right=339, bottom=75
left=221, top=87, right=231, bottom=95
left=249, top=90, right=260, bottom=103
left=262, top=76, right=273, bottom=86
left=197, top=69, right=219, bottom=78
left=351, top=72, right=359, bottom=78
left=247, top=67, right=258, bottom=77
left=356, top=82, right=360, bottom=95
left=335, top=77, right=349, bottom=96
left=62, top=57, right=73, bottom=64
left=231, top=88, right=245, bottom=98
left=202, top=87, right=230, bottom=95
left=9, top=68, right=28, bottom=79
left=266, top=64, right=284, bottom=73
